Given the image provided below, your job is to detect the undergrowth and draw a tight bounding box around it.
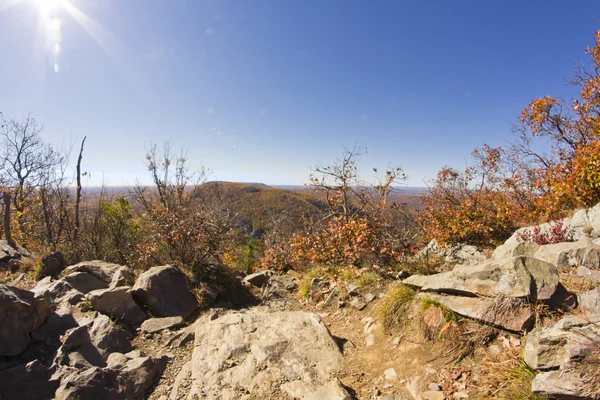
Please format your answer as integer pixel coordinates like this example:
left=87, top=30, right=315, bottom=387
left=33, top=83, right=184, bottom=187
left=380, top=284, right=417, bottom=331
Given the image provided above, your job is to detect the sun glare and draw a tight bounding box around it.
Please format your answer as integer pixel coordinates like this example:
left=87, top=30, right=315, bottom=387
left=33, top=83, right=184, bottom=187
left=36, top=0, right=61, bottom=18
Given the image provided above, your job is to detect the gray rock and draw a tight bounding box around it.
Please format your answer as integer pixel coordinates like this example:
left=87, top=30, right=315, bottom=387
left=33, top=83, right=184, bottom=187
left=578, top=288, right=600, bottom=313
left=577, top=265, right=600, bottom=282
left=492, top=241, right=539, bottom=260
left=188, top=310, right=342, bottom=399
left=0, top=360, right=59, bottom=400
left=404, top=256, right=559, bottom=301
left=42, top=251, right=66, bottom=276
left=524, top=314, right=600, bottom=370
left=421, top=293, right=534, bottom=332
left=106, top=350, right=166, bottom=399
left=140, top=316, right=185, bottom=333
left=61, top=326, right=91, bottom=352
left=348, top=283, right=360, bottom=296
left=63, top=272, right=107, bottom=294
left=32, top=307, right=78, bottom=342
left=109, top=267, right=135, bottom=288
left=62, top=260, right=133, bottom=285
left=531, top=370, right=590, bottom=399
left=0, top=240, right=29, bottom=263
left=242, top=270, right=272, bottom=287
left=86, top=286, right=147, bottom=326
left=534, top=241, right=600, bottom=269
left=350, top=297, right=367, bottom=310
left=54, top=366, right=121, bottom=400
left=304, top=379, right=352, bottom=400
left=88, top=314, right=132, bottom=356
left=0, top=284, right=50, bottom=356
left=32, top=279, right=84, bottom=309
left=131, top=265, right=198, bottom=319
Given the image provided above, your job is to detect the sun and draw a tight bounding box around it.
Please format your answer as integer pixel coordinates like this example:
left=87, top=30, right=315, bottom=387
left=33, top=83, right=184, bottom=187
left=35, top=0, right=63, bottom=18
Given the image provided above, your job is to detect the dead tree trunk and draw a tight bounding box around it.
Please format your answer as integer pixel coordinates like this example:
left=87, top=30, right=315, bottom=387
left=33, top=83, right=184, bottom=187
left=74, top=137, right=86, bottom=249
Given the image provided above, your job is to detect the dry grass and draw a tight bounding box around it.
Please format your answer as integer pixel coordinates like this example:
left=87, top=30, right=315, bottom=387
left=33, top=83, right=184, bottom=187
left=436, top=319, right=496, bottom=363
left=398, top=255, right=445, bottom=275
left=379, top=284, right=417, bottom=332
left=568, top=313, right=600, bottom=398
left=478, top=344, right=546, bottom=399
left=420, top=297, right=460, bottom=340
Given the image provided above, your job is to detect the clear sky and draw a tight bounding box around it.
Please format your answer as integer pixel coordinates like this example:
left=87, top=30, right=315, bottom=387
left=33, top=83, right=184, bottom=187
left=0, top=0, right=598, bottom=187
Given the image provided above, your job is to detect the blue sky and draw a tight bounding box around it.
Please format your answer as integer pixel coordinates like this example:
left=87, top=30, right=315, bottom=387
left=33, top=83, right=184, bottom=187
left=0, top=0, right=598, bottom=186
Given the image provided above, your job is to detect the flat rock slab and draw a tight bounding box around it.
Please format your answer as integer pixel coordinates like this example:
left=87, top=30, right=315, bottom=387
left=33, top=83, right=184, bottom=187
left=403, top=256, right=559, bottom=301
left=63, top=272, right=108, bottom=294
left=141, top=316, right=185, bottom=333
left=422, top=293, right=534, bottom=332
left=188, top=309, right=342, bottom=399
left=62, top=260, right=133, bottom=286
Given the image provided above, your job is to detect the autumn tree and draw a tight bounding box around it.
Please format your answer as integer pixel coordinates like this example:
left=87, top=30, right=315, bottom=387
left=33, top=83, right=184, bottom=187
left=132, top=142, right=231, bottom=270
left=0, top=113, right=64, bottom=245
left=420, top=146, right=522, bottom=247
left=513, top=29, right=600, bottom=214
left=286, top=148, right=413, bottom=267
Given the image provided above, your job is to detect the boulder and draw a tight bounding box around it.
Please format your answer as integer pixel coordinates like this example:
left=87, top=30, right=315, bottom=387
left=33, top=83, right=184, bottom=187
left=140, top=316, right=185, bottom=334
left=62, top=260, right=133, bottom=286
left=42, top=251, right=66, bottom=276
left=524, top=314, right=600, bottom=370
left=0, top=240, right=29, bottom=263
left=87, top=314, right=132, bottom=356
left=0, top=284, right=51, bottom=356
left=131, top=265, right=198, bottom=319
left=242, top=270, right=272, bottom=287
left=106, top=350, right=166, bottom=399
left=54, top=366, right=122, bottom=400
left=422, top=293, right=534, bottom=332
left=53, top=326, right=107, bottom=369
left=415, top=239, right=486, bottom=265
left=534, top=241, right=600, bottom=269
left=86, top=286, right=147, bottom=326
left=0, top=360, right=59, bottom=400
left=577, top=265, right=600, bottom=282
left=31, top=279, right=84, bottom=309
left=491, top=241, right=539, bottom=260
left=32, top=306, right=78, bottom=343
left=62, top=272, right=107, bottom=294
left=531, top=370, right=590, bottom=400
left=403, top=256, right=559, bottom=301
left=188, top=310, right=343, bottom=399
left=109, top=267, right=135, bottom=288
left=578, top=288, right=600, bottom=313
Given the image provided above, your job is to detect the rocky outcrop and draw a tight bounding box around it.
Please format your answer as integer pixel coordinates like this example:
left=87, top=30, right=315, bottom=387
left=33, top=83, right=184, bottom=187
left=525, top=314, right=600, bottom=399
left=505, top=203, right=600, bottom=244
left=0, top=284, right=50, bottom=356
left=491, top=241, right=539, bottom=260
left=186, top=309, right=343, bottom=399
left=403, top=256, right=560, bottom=301
left=0, top=360, right=59, bottom=400
left=131, top=265, right=198, bottom=319
left=415, top=239, right=486, bottom=266
left=533, top=241, right=600, bottom=269
left=86, top=286, right=147, bottom=326
left=578, top=288, right=600, bottom=313
left=0, top=240, right=30, bottom=265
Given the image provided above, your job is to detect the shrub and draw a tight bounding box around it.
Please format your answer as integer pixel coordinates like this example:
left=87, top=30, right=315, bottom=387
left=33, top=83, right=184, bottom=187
left=516, top=220, right=572, bottom=245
